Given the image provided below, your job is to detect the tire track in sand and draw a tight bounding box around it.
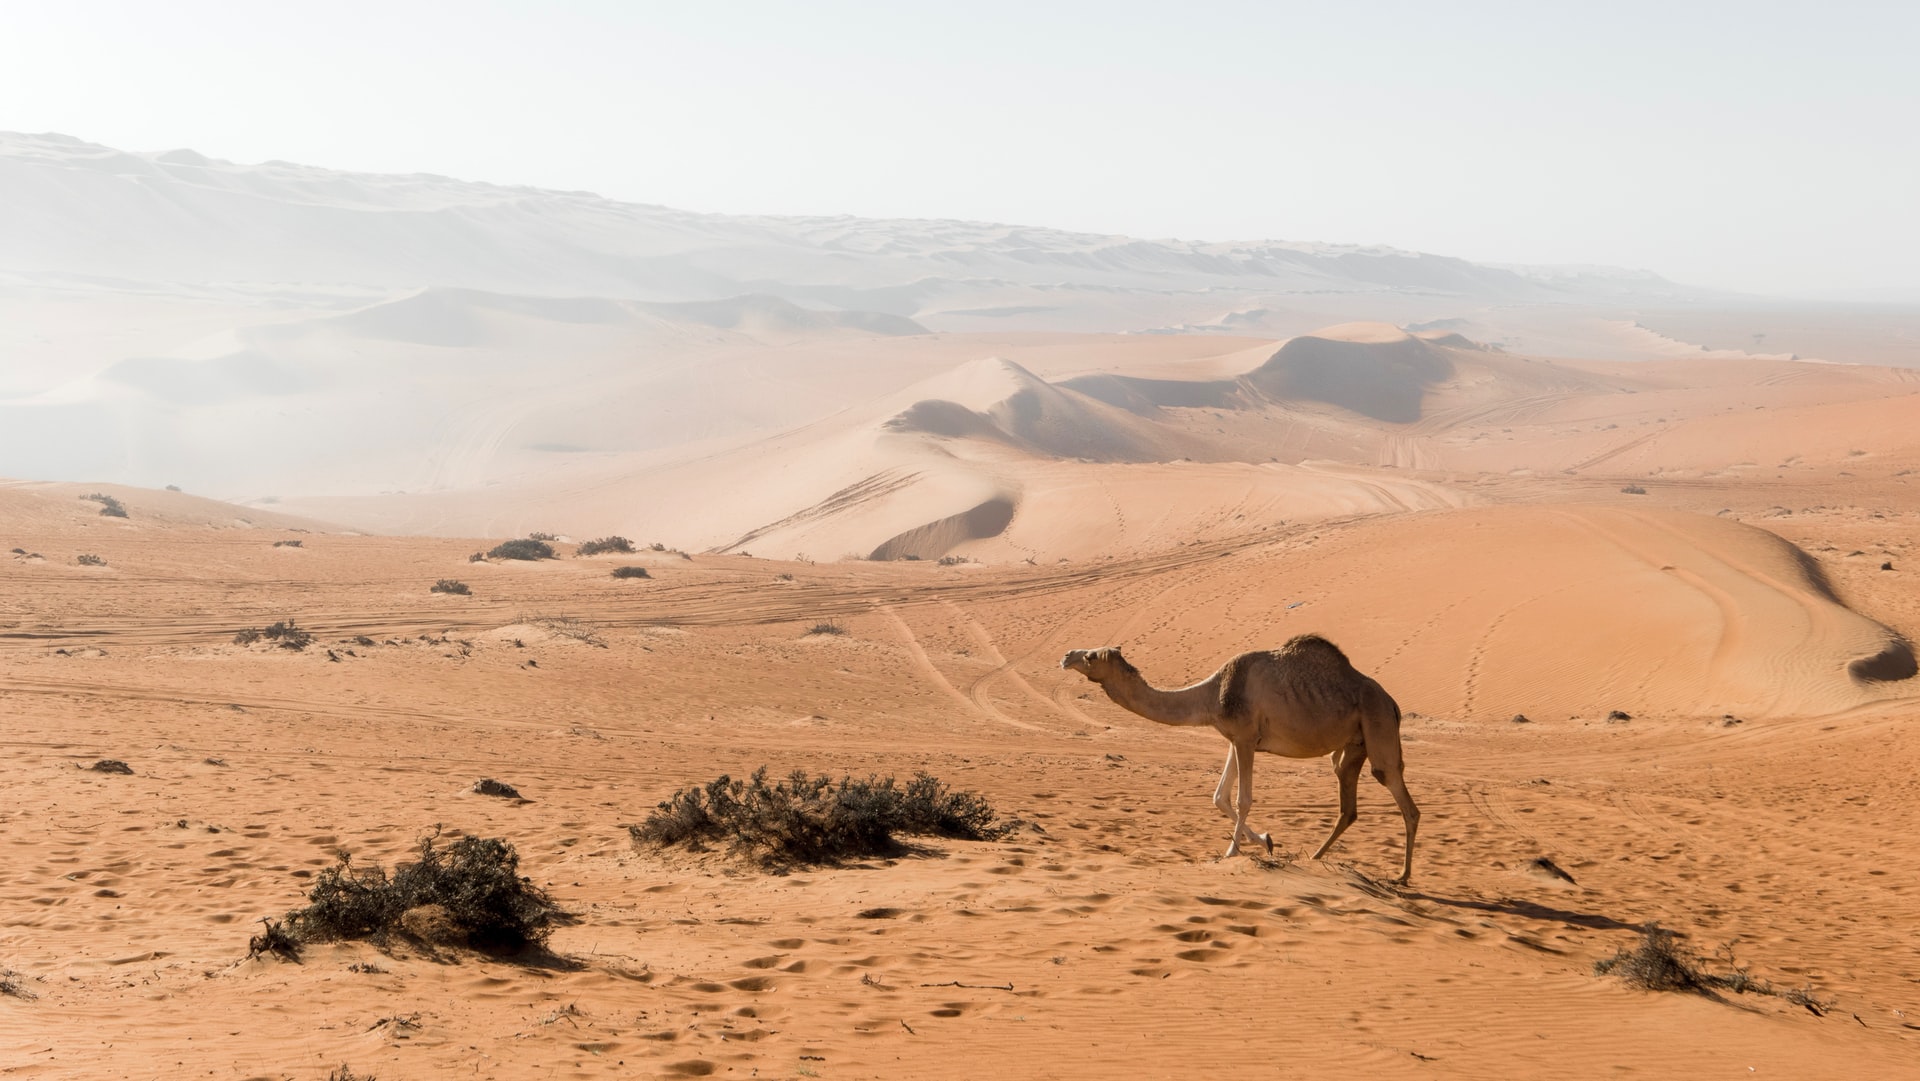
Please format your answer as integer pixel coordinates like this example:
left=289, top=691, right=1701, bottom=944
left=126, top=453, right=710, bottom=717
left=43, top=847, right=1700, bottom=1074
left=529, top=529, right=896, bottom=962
left=880, top=604, right=1039, bottom=731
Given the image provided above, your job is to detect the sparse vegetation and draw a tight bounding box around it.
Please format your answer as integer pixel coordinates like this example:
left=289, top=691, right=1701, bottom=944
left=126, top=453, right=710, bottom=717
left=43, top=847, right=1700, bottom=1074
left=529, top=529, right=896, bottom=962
left=276, top=832, right=561, bottom=950
left=75, top=553, right=105, bottom=566
left=88, top=759, right=133, bottom=774
left=473, top=778, right=522, bottom=799
left=247, top=917, right=301, bottom=962
left=577, top=535, right=635, bottom=556
left=520, top=614, right=606, bottom=647
left=431, top=578, right=472, bottom=595
left=610, top=565, right=650, bottom=579
left=234, top=619, right=315, bottom=650
left=82, top=492, right=127, bottom=518
left=469, top=551, right=487, bottom=563
left=1620, top=484, right=1647, bottom=495
left=937, top=555, right=972, bottom=566
left=487, top=538, right=555, bottom=561
left=632, top=767, right=1008, bottom=867
left=1595, top=924, right=1824, bottom=1009
left=804, top=621, right=847, bottom=636
left=1594, top=925, right=1718, bottom=991
left=327, top=1067, right=376, bottom=1081
left=273, top=539, right=303, bottom=548
left=527, top=531, right=558, bottom=542
left=0, top=969, right=36, bottom=999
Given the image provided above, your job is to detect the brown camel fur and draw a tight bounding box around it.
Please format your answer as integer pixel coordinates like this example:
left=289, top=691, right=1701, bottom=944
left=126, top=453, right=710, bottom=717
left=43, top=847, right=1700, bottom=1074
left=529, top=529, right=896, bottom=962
left=1060, top=635, right=1419, bottom=884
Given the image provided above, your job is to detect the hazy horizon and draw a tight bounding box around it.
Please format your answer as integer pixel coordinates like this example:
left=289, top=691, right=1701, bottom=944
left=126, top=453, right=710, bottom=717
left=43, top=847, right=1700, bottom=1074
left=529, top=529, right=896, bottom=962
left=5, top=1, right=1917, bottom=301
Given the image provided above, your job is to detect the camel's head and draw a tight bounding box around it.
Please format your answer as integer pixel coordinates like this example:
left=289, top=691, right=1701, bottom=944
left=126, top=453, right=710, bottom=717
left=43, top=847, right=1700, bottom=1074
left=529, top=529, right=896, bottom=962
left=1061, top=647, right=1132, bottom=682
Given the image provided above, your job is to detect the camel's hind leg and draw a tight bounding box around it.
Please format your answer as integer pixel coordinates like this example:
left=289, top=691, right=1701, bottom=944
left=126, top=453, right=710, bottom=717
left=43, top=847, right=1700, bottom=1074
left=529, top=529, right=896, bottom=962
left=1213, top=741, right=1274, bottom=860
left=1360, top=701, right=1420, bottom=885
left=1311, top=740, right=1367, bottom=861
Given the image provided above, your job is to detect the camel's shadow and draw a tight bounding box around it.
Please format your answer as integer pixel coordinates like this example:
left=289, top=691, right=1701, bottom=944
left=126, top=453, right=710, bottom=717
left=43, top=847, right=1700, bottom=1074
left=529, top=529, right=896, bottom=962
left=1395, top=888, right=1642, bottom=933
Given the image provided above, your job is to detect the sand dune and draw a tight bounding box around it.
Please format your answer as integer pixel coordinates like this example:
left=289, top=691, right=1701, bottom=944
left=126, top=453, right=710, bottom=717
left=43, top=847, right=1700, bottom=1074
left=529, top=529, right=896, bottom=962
left=2, top=474, right=1915, bottom=1078
left=8, top=134, right=1920, bottom=1080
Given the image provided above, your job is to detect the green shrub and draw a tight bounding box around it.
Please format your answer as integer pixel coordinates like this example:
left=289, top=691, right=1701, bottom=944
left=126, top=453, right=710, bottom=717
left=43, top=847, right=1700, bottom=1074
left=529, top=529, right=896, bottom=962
left=487, top=538, right=555, bottom=561
left=610, top=566, right=650, bottom=579
left=632, top=767, right=1006, bottom=867
left=431, top=579, right=472, bottom=595
left=577, top=536, right=635, bottom=556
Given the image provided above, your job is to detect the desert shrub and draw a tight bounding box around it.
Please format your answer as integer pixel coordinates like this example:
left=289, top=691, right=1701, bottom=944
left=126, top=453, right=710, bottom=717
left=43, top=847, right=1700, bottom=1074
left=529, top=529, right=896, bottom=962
left=577, top=536, right=635, bottom=557
left=1620, top=484, right=1648, bottom=495
left=519, top=614, right=606, bottom=646
left=273, top=539, right=303, bottom=548
left=648, top=542, right=692, bottom=559
left=1594, top=924, right=1700, bottom=991
left=469, top=551, right=487, bottom=563
left=527, top=531, right=558, bottom=542
left=610, top=565, right=650, bottom=579
left=631, top=767, right=1007, bottom=866
left=282, top=832, right=559, bottom=949
left=236, top=620, right=313, bottom=649
left=247, top=917, right=301, bottom=961
left=804, top=621, right=847, bottom=636
left=327, top=1067, right=375, bottom=1081
left=89, top=759, right=133, bottom=774
left=473, top=778, right=521, bottom=798
left=164, top=484, right=182, bottom=492
left=75, top=553, right=105, bottom=567
left=263, top=620, right=313, bottom=650
left=937, top=555, right=972, bottom=566
left=431, top=579, right=472, bottom=595
left=488, top=538, right=555, bottom=561
left=82, top=492, right=128, bottom=518
left=1595, top=925, right=1809, bottom=1003
left=0, top=969, right=36, bottom=999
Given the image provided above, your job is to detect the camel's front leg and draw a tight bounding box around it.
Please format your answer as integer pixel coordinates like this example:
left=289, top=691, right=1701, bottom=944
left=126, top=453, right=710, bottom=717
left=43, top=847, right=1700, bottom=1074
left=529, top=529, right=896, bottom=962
left=1222, top=740, right=1271, bottom=857
left=1214, top=745, right=1272, bottom=857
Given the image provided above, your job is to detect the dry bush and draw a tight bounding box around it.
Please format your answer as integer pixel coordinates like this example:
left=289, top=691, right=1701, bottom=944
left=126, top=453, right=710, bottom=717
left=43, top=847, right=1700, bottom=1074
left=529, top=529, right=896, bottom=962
left=520, top=614, right=606, bottom=647
left=804, top=621, right=847, bottom=636
left=577, top=536, right=635, bottom=556
left=431, top=579, right=472, bottom=595
left=75, top=553, right=105, bottom=566
left=1620, top=484, right=1648, bottom=495
left=632, top=767, right=1007, bottom=867
left=88, top=759, right=133, bottom=774
left=1595, top=925, right=1818, bottom=1007
left=82, top=492, right=128, bottom=518
left=280, top=832, right=560, bottom=950
left=527, top=531, right=558, bottom=542
left=610, top=565, right=650, bottom=579
left=1594, top=924, right=1700, bottom=991
left=0, top=969, right=37, bottom=1000
left=488, top=538, right=555, bottom=561
left=233, top=620, right=314, bottom=649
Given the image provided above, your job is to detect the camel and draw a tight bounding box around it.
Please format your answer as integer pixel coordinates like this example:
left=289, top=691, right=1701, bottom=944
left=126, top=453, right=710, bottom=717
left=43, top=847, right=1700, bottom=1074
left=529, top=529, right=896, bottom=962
left=1060, top=635, right=1419, bottom=884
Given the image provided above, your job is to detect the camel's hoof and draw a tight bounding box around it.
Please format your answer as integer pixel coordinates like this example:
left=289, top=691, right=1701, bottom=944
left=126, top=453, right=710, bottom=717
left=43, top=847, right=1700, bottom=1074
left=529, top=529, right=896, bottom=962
left=1260, top=833, right=1274, bottom=856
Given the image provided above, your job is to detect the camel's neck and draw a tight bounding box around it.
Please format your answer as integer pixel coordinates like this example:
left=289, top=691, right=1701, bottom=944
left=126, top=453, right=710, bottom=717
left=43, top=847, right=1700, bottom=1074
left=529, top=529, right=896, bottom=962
left=1096, top=668, right=1219, bottom=727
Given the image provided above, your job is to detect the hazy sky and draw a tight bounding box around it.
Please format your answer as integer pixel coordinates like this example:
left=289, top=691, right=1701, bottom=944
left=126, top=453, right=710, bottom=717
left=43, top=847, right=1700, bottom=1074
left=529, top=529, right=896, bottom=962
left=5, top=1, right=1916, bottom=298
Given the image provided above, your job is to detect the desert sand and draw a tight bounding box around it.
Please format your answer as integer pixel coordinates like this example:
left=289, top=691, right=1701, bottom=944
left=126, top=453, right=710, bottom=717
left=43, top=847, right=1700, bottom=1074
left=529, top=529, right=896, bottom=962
left=4, top=312, right=1919, bottom=1081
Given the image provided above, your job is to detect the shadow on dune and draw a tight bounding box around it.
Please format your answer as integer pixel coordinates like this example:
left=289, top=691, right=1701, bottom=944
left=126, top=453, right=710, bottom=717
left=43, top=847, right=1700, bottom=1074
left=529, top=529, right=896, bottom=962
left=1398, top=890, right=1645, bottom=933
